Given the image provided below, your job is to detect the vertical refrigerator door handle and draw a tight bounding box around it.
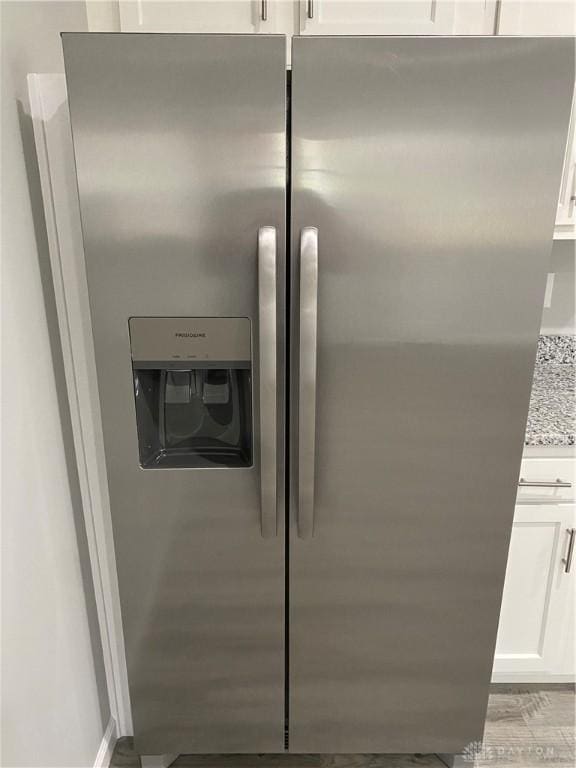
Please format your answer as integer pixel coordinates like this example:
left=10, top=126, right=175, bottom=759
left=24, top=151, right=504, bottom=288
left=258, top=226, right=278, bottom=538
left=298, top=227, right=319, bottom=539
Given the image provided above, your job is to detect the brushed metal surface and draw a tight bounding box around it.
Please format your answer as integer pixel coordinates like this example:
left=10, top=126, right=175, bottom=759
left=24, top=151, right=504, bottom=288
left=289, top=37, right=574, bottom=754
left=63, top=33, right=286, bottom=754
left=109, top=684, right=576, bottom=765
left=258, top=226, right=278, bottom=538
left=297, top=227, right=319, bottom=539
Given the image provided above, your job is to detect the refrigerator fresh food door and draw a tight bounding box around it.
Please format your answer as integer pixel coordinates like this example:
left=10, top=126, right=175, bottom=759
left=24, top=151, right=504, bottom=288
left=289, top=37, right=574, bottom=754
left=63, top=33, right=286, bottom=754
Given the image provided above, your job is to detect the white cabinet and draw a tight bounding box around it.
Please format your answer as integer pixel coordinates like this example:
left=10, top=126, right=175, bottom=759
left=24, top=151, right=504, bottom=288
left=115, top=1, right=575, bottom=37
left=298, top=0, right=458, bottom=35
left=493, top=504, right=575, bottom=682
left=118, top=0, right=270, bottom=33
left=555, top=105, right=576, bottom=239
left=116, top=0, right=498, bottom=36
left=497, top=0, right=575, bottom=35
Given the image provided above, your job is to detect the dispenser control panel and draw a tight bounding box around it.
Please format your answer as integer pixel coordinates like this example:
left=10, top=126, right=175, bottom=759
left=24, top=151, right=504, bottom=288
left=128, top=317, right=251, bottom=368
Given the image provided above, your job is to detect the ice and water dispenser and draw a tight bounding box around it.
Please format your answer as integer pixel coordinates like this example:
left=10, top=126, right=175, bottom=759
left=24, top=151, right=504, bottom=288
left=129, top=317, right=252, bottom=468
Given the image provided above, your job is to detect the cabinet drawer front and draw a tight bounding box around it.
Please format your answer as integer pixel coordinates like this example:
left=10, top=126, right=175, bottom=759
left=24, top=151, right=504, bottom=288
left=518, top=457, right=575, bottom=503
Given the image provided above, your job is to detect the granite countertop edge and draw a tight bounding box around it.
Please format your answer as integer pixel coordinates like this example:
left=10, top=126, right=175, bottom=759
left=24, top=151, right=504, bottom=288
left=524, top=335, right=575, bottom=448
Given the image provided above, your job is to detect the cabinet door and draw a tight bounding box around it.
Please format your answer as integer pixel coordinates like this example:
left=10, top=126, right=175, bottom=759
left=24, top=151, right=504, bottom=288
left=298, top=0, right=457, bottom=34
left=493, top=505, right=575, bottom=681
left=497, top=1, right=576, bottom=35
left=119, top=0, right=268, bottom=33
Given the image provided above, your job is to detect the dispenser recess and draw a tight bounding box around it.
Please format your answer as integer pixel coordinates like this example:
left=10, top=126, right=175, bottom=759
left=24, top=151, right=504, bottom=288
left=129, top=317, right=252, bottom=469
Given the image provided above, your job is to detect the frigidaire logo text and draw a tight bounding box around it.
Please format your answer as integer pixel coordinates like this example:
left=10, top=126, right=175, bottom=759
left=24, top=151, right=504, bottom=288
left=175, top=332, right=206, bottom=338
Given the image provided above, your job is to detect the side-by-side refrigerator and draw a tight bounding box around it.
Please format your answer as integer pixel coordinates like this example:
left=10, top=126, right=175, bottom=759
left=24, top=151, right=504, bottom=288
left=62, top=33, right=574, bottom=758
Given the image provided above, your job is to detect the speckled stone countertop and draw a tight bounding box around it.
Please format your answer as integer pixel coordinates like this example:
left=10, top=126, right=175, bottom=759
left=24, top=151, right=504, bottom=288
left=525, top=335, right=575, bottom=447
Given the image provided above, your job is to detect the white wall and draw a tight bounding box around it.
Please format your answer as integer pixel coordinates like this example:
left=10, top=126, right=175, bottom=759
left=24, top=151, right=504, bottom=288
left=541, top=239, right=576, bottom=335
left=1, top=3, right=111, bottom=766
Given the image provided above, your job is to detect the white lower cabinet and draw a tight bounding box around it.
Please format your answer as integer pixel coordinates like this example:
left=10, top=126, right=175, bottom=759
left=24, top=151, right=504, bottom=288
left=493, top=504, right=575, bottom=682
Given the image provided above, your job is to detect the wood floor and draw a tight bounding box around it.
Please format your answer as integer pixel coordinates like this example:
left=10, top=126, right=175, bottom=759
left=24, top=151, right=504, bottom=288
left=111, top=685, right=575, bottom=768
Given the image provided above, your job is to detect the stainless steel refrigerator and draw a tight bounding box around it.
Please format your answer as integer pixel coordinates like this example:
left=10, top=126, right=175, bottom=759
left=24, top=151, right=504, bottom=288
left=62, top=33, right=574, bottom=758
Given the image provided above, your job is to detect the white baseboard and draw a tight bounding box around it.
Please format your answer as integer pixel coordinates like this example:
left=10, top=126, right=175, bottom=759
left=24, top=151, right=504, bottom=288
left=94, top=717, right=117, bottom=768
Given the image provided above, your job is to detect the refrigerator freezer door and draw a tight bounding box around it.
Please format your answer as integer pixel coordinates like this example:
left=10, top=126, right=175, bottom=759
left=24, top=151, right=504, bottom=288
left=290, top=37, right=574, bottom=754
left=63, top=34, right=286, bottom=754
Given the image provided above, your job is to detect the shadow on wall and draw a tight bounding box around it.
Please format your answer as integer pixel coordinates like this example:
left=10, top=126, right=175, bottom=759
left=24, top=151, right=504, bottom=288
left=16, top=97, right=110, bottom=728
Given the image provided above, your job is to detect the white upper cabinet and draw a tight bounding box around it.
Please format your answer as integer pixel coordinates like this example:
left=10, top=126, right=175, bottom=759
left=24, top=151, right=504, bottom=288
left=119, top=1, right=271, bottom=33
left=116, top=1, right=576, bottom=36
left=118, top=0, right=498, bottom=35
left=556, top=106, right=576, bottom=238
left=497, top=0, right=576, bottom=35
left=298, top=0, right=457, bottom=35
